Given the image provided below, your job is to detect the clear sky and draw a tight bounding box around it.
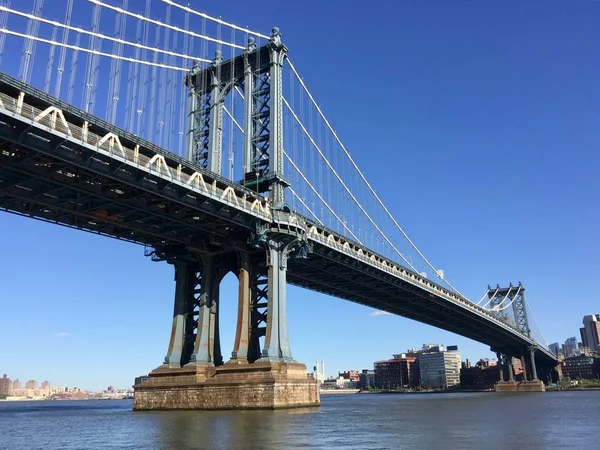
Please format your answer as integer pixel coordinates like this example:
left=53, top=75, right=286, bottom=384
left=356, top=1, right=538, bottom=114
left=1, top=0, right=599, bottom=391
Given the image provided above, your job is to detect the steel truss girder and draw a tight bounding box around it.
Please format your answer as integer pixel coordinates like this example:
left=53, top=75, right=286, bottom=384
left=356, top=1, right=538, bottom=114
left=0, top=114, right=265, bottom=252
left=0, top=157, right=227, bottom=247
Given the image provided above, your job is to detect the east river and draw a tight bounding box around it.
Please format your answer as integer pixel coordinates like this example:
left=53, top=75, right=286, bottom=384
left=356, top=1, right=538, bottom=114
left=1, top=391, right=599, bottom=449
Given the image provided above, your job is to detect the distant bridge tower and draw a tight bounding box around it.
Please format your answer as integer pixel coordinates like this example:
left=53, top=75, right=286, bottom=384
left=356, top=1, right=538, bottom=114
left=489, top=283, right=547, bottom=392
left=487, top=283, right=531, bottom=338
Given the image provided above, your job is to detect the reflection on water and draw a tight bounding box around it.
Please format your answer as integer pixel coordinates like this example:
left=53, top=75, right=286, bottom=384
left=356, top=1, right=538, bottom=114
left=154, top=407, right=319, bottom=450
left=1, top=392, right=599, bottom=449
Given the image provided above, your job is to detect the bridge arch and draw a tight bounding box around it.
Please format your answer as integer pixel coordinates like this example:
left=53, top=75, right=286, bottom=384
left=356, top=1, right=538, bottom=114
left=214, top=269, right=240, bottom=367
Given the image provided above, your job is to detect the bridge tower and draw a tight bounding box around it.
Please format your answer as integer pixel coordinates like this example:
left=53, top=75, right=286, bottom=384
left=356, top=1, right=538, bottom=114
left=133, top=29, right=319, bottom=410
left=489, top=283, right=545, bottom=392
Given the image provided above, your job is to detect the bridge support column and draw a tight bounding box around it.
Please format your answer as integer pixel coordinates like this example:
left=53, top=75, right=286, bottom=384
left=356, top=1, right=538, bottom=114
left=529, top=347, right=539, bottom=381
left=161, top=261, right=194, bottom=368
left=227, top=253, right=251, bottom=364
left=507, top=358, right=515, bottom=382
left=257, top=242, right=294, bottom=362
left=496, top=352, right=505, bottom=382
left=184, top=256, right=219, bottom=368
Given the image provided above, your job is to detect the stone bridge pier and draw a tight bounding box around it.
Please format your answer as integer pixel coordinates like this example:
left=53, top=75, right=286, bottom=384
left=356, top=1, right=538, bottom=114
left=493, top=347, right=547, bottom=392
left=133, top=220, right=320, bottom=410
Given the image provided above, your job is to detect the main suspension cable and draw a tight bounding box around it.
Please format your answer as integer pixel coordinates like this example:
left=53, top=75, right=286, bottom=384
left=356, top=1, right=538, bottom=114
left=286, top=57, right=466, bottom=297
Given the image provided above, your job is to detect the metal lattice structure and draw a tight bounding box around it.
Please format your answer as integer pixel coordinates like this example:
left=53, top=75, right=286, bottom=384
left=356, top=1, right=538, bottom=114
left=486, top=283, right=531, bottom=338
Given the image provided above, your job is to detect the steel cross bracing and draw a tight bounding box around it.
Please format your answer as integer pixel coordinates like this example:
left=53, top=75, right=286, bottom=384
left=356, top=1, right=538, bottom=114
left=0, top=72, right=557, bottom=366
left=184, top=31, right=288, bottom=204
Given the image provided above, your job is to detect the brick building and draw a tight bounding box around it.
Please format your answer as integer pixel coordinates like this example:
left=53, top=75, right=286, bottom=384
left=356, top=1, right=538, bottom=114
left=460, top=360, right=499, bottom=390
left=374, top=354, right=420, bottom=389
left=563, top=355, right=600, bottom=380
left=338, top=370, right=360, bottom=382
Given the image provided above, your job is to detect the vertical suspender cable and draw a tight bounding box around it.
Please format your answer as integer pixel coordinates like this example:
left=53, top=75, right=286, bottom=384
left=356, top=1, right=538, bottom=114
left=126, top=0, right=143, bottom=133
left=0, top=0, right=11, bottom=68
left=178, top=10, right=190, bottom=157
left=19, top=0, right=44, bottom=84
left=43, top=26, right=57, bottom=93
left=147, top=24, right=160, bottom=144
left=54, top=0, right=73, bottom=98
left=287, top=58, right=466, bottom=297
left=136, top=0, right=151, bottom=136
left=67, top=32, right=80, bottom=105
left=167, top=13, right=178, bottom=154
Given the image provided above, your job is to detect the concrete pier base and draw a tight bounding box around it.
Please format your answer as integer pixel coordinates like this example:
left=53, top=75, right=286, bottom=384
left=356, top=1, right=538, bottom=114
left=495, top=380, right=545, bottom=392
left=133, top=362, right=320, bottom=410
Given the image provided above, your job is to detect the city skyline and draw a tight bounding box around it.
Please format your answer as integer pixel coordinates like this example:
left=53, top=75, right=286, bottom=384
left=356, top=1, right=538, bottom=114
left=0, top=373, right=132, bottom=395
left=2, top=311, right=598, bottom=391
left=2, top=312, right=598, bottom=391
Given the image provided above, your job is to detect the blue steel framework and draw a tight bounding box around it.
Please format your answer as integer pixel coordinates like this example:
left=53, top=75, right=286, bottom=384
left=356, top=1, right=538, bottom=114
left=0, top=31, right=559, bottom=390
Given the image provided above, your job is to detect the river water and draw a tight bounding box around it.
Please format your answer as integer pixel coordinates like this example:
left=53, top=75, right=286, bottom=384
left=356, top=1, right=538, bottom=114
left=1, top=392, right=598, bottom=449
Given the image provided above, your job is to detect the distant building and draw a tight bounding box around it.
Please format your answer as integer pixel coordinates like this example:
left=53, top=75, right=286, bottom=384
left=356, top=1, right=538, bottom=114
left=0, top=374, right=9, bottom=395
left=322, top=376, right=355, bottom=389
left=338, top=370, right=360, bottom=382
left=419, top=346, right=461, bottom=389
left=25, top=380, right=37, bottom=390
left=549, top=343, right=561, bottom=356
left=511, top=357, right=524, bottom=381
left=562, top=355, right=600, bottom=380
left=358, top=370, right=375, bottom=390
left=41, top=381, right=50, bottom=389
left=564, top=337, right=579, bottom=358
left=460, top=360, right=499, bottom=390
left=374, top=354, right=420, bottom=389
left=9, top=379, right=21, bottom=394
left=579, top=343, right=592, bottom=356
left=580, top=315, right=600, bottom=353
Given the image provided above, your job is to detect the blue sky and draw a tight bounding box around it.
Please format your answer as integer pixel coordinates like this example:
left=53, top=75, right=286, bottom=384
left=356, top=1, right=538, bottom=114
left=1, top=0, right=599, bottom=391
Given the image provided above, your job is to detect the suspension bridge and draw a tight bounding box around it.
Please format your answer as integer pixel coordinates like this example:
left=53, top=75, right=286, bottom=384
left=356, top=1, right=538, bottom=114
left=0, top=0, right=559, bottom=409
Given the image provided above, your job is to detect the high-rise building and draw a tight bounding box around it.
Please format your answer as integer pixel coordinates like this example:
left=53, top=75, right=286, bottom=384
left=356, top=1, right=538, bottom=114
left=564, top=337, right=579, bottom=358
left=25, top=380, right=37, bottom=390
left=548, top=342, right=561, bottom=356
left=419, top=346, right=461, bottom=389
left=41, top=381, right=51, bottom=389
left=0, top=374, right=10, bottom=395
left=580, top=315, right=600, bottom=353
